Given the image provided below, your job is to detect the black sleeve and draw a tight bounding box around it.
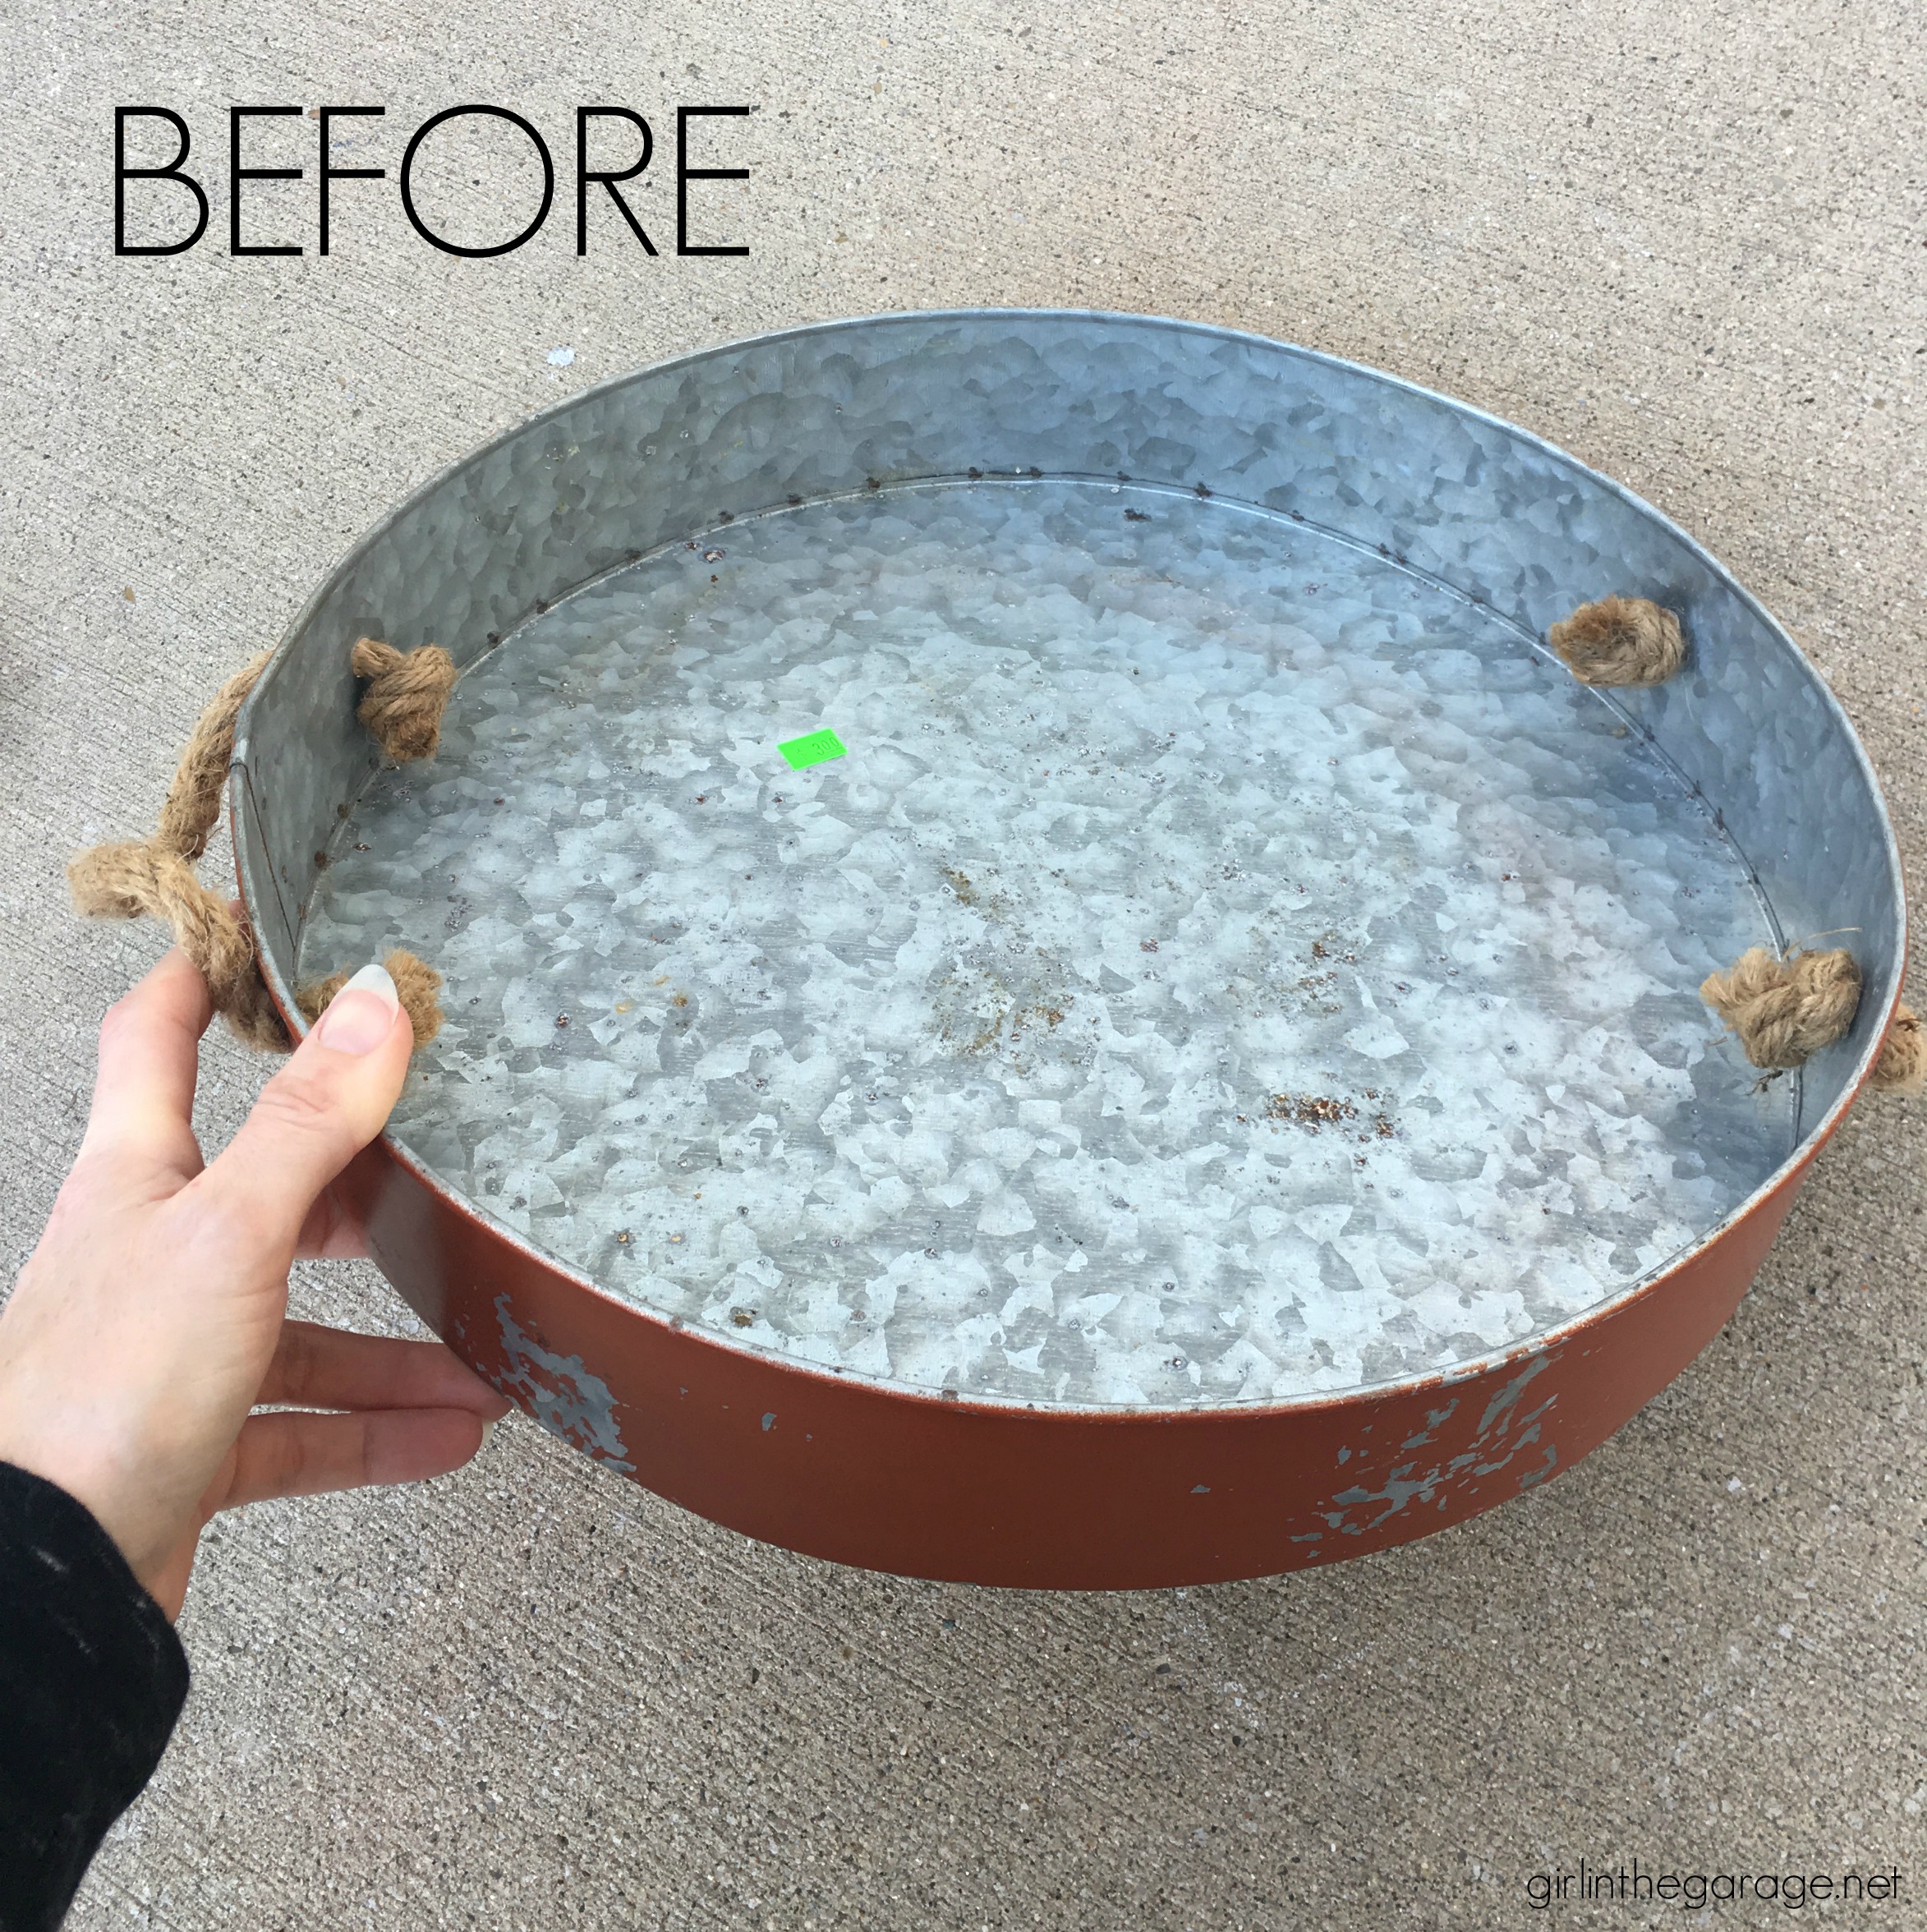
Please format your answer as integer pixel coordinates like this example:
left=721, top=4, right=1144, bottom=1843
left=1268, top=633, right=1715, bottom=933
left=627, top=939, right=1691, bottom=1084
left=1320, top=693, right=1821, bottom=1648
left=0, top=1461, right=189, bottom=1932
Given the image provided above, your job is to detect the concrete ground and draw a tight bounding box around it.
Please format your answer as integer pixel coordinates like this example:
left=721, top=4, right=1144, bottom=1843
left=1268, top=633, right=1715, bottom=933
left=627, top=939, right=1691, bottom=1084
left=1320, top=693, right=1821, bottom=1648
left=2, top=2, right=1924, bottom=1925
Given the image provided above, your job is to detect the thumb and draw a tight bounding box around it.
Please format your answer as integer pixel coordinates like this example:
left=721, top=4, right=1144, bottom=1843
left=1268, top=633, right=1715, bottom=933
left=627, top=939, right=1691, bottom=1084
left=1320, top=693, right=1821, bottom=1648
left=193, top=963, right=414, bottom=1267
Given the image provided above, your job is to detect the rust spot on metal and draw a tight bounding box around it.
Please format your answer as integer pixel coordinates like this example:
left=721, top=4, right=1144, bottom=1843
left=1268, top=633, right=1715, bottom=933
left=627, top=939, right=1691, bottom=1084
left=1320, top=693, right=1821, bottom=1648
left=1265, top=1093, right=1358, bottom=1130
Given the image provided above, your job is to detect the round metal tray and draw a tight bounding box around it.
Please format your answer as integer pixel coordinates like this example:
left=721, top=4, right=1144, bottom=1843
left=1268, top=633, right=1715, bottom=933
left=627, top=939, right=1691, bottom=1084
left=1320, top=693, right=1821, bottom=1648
left=232, top=310, right=1906, bottom=1587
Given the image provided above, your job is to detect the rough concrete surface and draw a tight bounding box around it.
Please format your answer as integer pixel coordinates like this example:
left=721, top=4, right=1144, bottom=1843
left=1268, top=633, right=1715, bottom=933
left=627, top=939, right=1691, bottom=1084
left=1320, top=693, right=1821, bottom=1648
left=2, top=2, right=1923, bottom=1926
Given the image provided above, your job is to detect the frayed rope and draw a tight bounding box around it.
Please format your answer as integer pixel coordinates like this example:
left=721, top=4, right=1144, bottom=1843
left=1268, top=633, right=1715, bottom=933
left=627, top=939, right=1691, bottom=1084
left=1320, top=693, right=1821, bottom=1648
left=351, top=637, right=458, bottom=761
left=1700, top=945, right=1923, bottom=1097
left=1548, top=596, right=1686, bottom=687
left=297, top=950, right=445, bottom=1048
left=67, top=639, right=455, bottom=1051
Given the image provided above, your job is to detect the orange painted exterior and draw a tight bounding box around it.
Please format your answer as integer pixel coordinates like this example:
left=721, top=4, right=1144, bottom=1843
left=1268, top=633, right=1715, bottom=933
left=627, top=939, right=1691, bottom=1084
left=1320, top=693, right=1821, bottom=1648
left=325, top=1108, right=1832, bottom=1589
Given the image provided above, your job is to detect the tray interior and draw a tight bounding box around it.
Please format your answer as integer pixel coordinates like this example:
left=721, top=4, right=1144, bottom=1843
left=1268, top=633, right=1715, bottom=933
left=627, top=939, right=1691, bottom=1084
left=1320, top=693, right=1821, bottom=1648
left=297, top=476, right=1794, bottom=1407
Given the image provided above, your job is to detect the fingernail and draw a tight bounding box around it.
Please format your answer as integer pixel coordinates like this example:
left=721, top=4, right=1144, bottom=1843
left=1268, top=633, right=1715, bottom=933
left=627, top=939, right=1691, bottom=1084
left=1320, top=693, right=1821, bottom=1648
left=316, top=962, right=400, bottom=1056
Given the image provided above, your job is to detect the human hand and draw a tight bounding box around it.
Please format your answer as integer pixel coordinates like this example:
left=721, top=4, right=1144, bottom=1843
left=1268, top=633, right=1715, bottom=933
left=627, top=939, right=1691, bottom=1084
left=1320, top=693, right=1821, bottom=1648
left=0, top=948, right=510, bottom=1618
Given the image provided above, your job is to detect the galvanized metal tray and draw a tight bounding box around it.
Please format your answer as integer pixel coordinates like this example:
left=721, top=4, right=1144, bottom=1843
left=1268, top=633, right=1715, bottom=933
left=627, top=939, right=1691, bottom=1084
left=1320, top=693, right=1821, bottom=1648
left=232, top=310, right=1906, bottom=1585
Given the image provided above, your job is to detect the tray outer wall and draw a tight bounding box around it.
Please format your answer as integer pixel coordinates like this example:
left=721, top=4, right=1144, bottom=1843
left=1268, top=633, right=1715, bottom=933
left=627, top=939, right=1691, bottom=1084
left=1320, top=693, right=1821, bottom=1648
left=231, top=311, right=1906, bottom=1587
left=324, top=1132, right=1814, bottom=1589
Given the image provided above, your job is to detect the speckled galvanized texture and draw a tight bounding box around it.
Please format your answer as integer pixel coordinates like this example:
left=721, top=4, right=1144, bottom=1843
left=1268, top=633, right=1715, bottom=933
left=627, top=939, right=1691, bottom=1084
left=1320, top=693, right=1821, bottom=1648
left=233, top=310, right=1903, bottom=1407
left=299, top=479, right=1790, bottom=1405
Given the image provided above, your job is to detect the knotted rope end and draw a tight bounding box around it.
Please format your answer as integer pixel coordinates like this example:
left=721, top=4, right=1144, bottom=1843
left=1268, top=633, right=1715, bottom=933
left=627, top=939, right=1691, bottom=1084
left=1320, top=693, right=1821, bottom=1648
left=352, top=637, right=459, bottom=764
left=1870, top=1005, right=1925, bottom=1097
left=1702, top=945, right=1920, bottom=1099
left=297, top=950, right=444, bottom=1049
left=1548, top=596, right=1686, bottom=688
left=1699, top=945, right=1860, bottom=1071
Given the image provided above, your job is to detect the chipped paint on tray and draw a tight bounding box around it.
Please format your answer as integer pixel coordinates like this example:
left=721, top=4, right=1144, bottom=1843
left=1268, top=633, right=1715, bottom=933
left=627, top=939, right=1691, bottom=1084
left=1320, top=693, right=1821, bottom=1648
left=494, top=1294, right=636, bottom=1472
left=1317, top=1355, right=1560, bottom=1534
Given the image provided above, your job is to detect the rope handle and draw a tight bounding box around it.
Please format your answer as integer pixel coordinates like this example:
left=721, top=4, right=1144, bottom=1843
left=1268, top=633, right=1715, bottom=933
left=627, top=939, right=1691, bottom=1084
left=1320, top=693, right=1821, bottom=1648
left=68, top=640, right=457, bottom=1051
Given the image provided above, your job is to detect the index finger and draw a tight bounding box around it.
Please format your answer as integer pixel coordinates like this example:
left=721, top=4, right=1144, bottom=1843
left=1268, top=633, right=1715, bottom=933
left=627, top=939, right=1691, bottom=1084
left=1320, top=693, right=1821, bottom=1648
left=258, top=1321, right=511, bottom=1416
left=78, top=947, right=214, bottom=1178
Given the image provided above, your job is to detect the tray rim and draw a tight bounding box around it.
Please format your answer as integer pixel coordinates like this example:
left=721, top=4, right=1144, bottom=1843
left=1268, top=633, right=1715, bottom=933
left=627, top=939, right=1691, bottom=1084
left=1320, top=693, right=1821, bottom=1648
left=231, top=305, right=1910, bottom=1419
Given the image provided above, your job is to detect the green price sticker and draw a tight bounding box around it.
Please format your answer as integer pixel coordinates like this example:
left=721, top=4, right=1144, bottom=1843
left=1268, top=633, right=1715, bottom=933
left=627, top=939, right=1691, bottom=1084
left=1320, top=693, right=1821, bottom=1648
left=779, top=728, right=847, bottom=770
